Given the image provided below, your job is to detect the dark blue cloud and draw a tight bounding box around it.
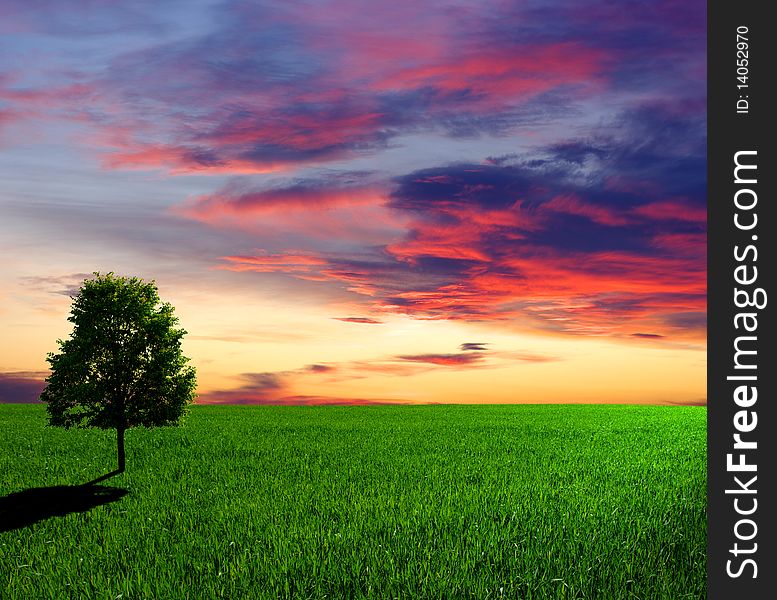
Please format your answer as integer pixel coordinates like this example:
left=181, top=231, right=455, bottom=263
left=460, top=342, right=488, bottom=351
left=0, top=372, right=46, bottom=403
left=527, top=215, right=651, bottom=254
left=391, top=165, right=533, bottom=213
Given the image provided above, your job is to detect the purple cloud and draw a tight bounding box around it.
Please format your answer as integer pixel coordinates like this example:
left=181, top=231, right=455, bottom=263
left=0, top=372, right=47, bottom=403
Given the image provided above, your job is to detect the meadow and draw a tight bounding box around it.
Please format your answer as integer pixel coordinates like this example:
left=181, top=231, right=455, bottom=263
left=0, top=404, right=706, bottom=599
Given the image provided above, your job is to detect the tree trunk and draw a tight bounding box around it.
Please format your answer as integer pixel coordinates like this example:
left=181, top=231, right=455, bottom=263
left=117, top=426, right=126, bottom=472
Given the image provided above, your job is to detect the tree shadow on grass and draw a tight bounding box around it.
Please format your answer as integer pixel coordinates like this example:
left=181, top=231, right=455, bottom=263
left=0, top=471, right=128, bottom=532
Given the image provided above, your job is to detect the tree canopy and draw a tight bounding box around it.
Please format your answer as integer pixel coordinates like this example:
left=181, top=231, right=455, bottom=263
left=41, top=273, right=196, bottom=470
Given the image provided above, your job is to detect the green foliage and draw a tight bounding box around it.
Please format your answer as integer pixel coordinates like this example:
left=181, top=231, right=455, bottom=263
left=1, top=404, right=706, bottom=599
left=41, top=272, right=196, bottom=430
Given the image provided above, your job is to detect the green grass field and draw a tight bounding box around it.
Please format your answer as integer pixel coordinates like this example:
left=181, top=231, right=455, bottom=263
left=0, top=404, right=705, bottom=599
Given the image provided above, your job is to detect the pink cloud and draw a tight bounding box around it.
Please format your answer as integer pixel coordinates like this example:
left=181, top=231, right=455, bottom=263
left=543, top=194, right=631, bottom=226
left=219, top=252, right=328, bottom=274
left=370, top=43, right=605, bottom=107
left=396, top=352, right=485, bottom=366
left=633, top=199, right=707, bottom=223
left=177, top=183, right=386, bottom=220
left=334, top=317, right=384, bottom=324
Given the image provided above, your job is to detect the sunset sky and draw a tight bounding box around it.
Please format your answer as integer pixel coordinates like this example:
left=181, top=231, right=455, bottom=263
left=0, top=0, right=706, bottom=405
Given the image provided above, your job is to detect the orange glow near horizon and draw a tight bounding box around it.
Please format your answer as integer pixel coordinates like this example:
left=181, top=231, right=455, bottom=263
left=0, top=267, right=704, bottom=406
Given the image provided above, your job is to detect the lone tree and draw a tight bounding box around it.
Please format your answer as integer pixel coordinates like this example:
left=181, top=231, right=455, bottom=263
left=41, top=273, right=197, bottom=471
